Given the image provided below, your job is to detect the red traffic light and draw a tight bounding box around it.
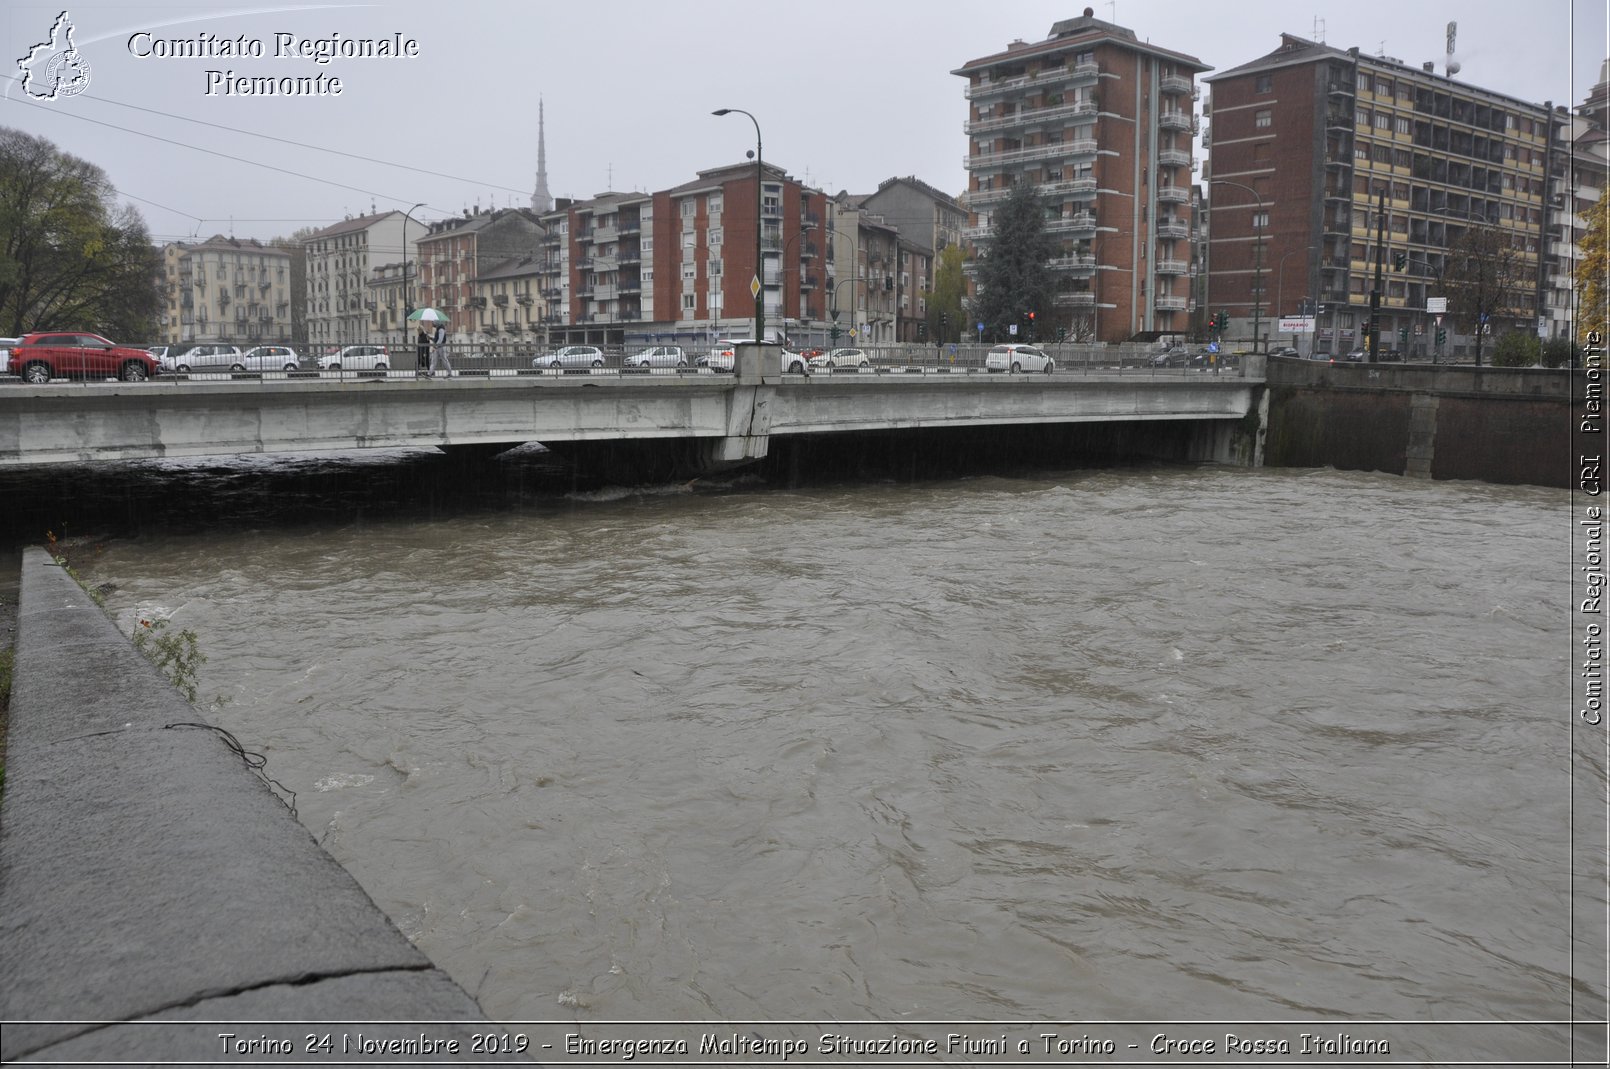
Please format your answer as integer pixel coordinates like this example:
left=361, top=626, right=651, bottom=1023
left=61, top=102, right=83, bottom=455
left=1028, top=311, right=1036, bottom=320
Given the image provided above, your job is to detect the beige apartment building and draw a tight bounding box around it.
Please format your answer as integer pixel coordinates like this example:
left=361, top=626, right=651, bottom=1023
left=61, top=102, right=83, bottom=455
left=160, top=236, right=293, bottom=345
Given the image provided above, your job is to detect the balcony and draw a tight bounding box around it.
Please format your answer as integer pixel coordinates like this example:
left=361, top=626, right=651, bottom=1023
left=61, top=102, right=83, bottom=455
left=468, top=296, right=487, bottom=309
left=1157, top=186, right=1190, bottom=204
left=493, top=294, right=508, bottom=306
left=1048, top=254, right=1097, bottom=275
left=1157, top=220, right=1191, bottom=239
left=1160, top=74, right=1192, bottom=96
left=516, top=295, right=533, bottom=305
left=1044, top=212, right=1097, bottom=235
left=1158, top=149, right=1192, bottom=168
left=1159, top=111, right=1193, bottom=132
left=965, top=139, right=1097, bottom=170
left=1154, top=295, right=1188, bottom=311
left=592, top=225, right=618, bottom=243
left=1054, top=291, right=1096, bottom=308
left=1154, top=259, right=1189, bottom=275
left=965, top=99, right=1100, bottom=135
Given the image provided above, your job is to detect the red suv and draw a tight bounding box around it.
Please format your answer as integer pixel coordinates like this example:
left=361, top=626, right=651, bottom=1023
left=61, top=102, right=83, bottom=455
left=10, top=332, right=160, bottom=384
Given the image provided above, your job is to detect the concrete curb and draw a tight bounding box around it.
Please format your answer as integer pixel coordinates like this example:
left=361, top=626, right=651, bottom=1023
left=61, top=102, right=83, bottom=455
left=0, top=547, right=526, bottom=1063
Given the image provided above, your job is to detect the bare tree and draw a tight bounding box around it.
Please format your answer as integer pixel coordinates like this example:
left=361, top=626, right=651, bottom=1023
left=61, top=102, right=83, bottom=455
left=1441, top=222, right=1531, bottom=366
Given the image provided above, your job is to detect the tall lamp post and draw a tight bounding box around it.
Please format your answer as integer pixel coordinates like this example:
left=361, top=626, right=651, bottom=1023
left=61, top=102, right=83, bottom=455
left=1210, top=179, right=1265, bottom=353
left=402, top=202, right=425, bottom=347
left=713, top=107, right=763, bottom=344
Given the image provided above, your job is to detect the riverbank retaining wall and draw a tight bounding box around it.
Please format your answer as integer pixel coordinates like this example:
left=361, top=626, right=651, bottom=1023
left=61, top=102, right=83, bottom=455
left=0, top=548, right=523, bottom=1062
left=1263, top=358, right=1584, bottom=487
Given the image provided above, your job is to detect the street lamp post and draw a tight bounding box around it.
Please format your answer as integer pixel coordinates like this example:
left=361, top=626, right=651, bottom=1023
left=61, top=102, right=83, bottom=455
left=402, top=201, right=425, bottom=349
left=713, top=108, right=763, bottom=344
left=1210, top=179, right=1266, bottom=353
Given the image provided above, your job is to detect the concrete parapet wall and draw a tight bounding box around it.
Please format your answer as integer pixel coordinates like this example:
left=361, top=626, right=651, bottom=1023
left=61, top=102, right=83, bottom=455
left=0, top=548, right=522, bottom=1062
left=1263, top=357, right=1581, bottom=486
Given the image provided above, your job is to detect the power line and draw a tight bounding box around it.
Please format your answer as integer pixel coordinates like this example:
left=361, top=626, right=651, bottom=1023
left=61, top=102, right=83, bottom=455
left=11, top=92, right=411, bottom=205
left=64, top=88, right=532, bottom=198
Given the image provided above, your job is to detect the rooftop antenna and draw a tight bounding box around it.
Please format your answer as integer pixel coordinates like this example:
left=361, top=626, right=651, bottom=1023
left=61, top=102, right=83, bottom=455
left=1445, top=20, right=1460, bottom=77
left=1105, top=1, right=1115, bottom=20
left=1313, top=17, right=1325, bottom=43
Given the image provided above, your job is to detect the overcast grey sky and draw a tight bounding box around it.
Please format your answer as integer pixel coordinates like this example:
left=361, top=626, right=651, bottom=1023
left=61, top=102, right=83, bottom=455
left=3, top=0, right=1605, bottom=245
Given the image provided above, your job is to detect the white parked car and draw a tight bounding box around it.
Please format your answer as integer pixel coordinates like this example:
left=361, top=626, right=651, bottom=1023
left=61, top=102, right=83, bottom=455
left=702, top=340, right=808, bottom=375
left=237, top=345, right=303, bottom=371
left=624, top=345, right=687, bottom=368
left=985, top=343, right=1055, bottom=374
left=808, top=347, right=869, bottom=369
left=533, top=345, right=606, bottom=369
left=318, top=344, right=392, bottom=371
left=166, top=344, right=243, bottom=372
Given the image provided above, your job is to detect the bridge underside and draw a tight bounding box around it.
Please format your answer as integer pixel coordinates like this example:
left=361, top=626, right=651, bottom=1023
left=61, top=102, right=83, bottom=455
left=549, top=415, right=1251, bottom=484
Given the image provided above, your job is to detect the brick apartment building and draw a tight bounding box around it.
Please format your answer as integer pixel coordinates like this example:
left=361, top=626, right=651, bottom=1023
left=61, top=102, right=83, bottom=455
left=954, top=8, right=1209, bottom=343
left=1206, top=34, right=1554, bottom=358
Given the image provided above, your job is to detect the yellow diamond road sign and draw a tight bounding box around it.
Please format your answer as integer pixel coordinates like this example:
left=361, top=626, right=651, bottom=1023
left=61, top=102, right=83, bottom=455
left=750, top=275, right=761, bottom=300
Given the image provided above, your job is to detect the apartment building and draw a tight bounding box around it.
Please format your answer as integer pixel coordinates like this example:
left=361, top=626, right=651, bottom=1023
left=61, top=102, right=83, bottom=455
left=1542, top=61, right=1609, bottom=344
left=161, top=236, right=293, bottom=345
left=953, top=9, right=1209, bottom=343
left=304, top=210, right=414, bottom=349
left=858, top=176, right=967, bottom=258
left=645, top=162, right=829, bottom=347
left=1206, top=34, right=1553, bottom=358
left=416, top=208, right=544, bottom=341
left=567, top=192, right=654, bottom=342
left=472, top=255, right=547, bottom=342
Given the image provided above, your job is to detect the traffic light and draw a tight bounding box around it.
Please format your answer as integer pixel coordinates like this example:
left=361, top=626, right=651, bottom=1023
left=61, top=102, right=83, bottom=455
left=917, top=321, right=928, bottom=341
left=1392, top=252, right=1407, bottom=271
left=1399, top=327, right=1409, bottom=344
left=1027, top=310, right=1036, bottom=340
left=830, top=324, right=841, bottom=343
left=884, top=276, right=894, bottom=292
left=1057, top=326, right=1068, bottom=342
left=1436, top=327, right=1447, bottom=345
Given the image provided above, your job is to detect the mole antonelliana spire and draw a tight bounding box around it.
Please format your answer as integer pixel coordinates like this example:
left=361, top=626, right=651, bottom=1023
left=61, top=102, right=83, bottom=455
left=531, top=98, right=554, bottom=213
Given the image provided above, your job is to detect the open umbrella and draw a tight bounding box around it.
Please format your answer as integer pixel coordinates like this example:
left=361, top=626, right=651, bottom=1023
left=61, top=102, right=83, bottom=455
left=407, top=307, right=449, bottom=323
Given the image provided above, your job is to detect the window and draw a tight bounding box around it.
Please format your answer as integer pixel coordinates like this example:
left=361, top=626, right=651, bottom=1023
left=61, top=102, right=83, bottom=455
left=680, top=200, right=696, bottom=218
left=1357, top=108, right=1371, bottom=126
left=682, top=294, right=695, bottom=310
left=1396, top=116, right=1411, bottom=135
left=1255, top=109, right=1272, bottom=128
left=709, top=228, right=723, bottom=246
left=1375, top=112, right=1392, bottom=130
left=1252, top=211, right=1269, bottom=229
left=1255, top=73, right=1272, bottom=93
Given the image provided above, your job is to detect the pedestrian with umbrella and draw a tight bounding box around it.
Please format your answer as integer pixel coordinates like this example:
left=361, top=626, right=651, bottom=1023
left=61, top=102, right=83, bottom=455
left=408, top=308, right=451, bottom=378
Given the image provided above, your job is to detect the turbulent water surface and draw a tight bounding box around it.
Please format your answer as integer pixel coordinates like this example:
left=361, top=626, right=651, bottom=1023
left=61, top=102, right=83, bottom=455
left=31, top=449, right=1598, bottom=1055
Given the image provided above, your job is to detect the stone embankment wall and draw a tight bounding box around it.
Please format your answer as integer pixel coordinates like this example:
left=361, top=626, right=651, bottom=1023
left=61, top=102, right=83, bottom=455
left=1263, top=358, right=1583, bottom=487
left=0, top=548, right=527, bottom=1063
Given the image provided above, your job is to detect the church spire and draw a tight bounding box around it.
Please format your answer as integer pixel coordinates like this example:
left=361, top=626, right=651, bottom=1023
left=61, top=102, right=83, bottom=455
left=531, top=98, right=554, bottom=213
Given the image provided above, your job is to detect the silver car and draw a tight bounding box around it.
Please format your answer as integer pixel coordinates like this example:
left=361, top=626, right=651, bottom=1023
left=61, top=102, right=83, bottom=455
left=533, top=345, right=606, bottom=369
left=623, top=345, right=687, bottom=368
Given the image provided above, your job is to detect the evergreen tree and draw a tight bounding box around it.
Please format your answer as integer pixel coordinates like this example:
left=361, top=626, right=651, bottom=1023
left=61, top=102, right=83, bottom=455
left=970, top=180, right=1058, bottom=343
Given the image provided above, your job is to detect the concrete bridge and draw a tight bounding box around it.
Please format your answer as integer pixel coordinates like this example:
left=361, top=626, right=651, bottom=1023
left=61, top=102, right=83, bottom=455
left=0, top=345, right=1268, bottom=478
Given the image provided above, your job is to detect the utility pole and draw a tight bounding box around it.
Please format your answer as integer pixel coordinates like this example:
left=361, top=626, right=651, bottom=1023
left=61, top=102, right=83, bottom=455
left=1367, top=188, right=1386, bottom=363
